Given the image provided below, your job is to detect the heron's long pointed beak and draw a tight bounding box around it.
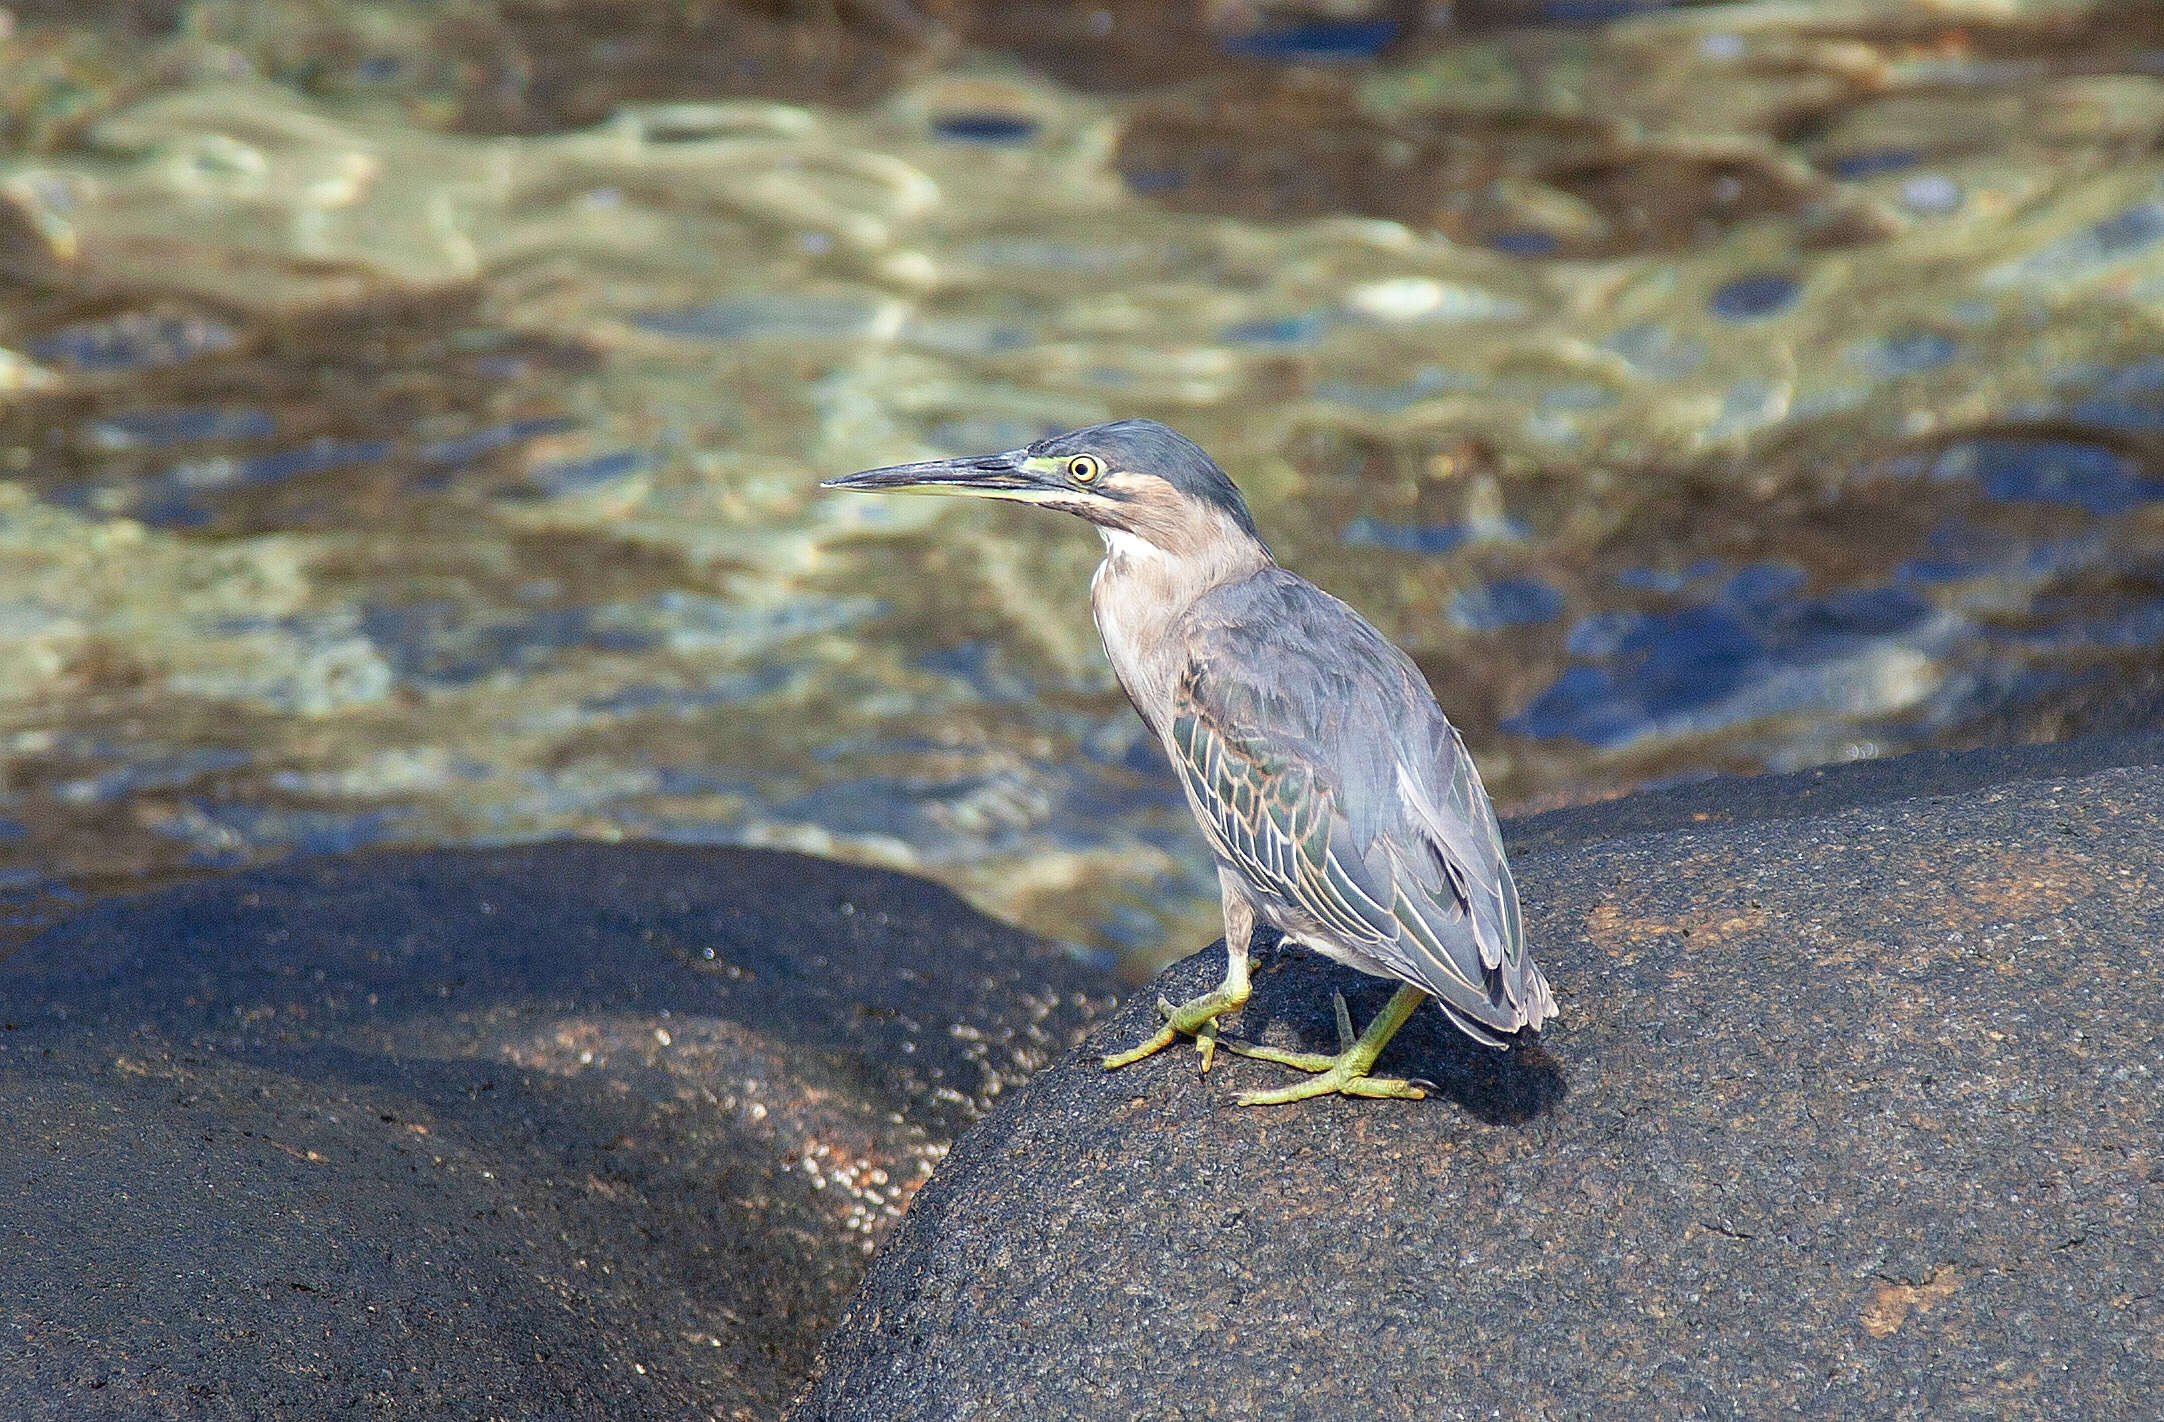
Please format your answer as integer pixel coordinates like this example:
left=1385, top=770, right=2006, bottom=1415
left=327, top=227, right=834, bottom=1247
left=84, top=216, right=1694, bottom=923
left=821, top=451, right=1056, bottom=500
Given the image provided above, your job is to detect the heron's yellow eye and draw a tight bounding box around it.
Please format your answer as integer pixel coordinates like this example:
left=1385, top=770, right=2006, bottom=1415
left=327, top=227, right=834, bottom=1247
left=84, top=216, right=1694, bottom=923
left=1068, top=455, right=1101, bottom=484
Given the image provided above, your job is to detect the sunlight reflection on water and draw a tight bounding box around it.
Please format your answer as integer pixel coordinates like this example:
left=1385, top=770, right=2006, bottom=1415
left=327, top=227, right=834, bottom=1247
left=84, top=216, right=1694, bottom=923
left=3, top=3, right=2164, bottom=971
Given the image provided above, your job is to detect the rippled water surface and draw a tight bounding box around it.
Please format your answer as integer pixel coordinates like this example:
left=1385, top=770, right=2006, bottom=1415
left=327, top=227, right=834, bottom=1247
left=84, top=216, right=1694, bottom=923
left=4, top=1, right=2164, bottom=972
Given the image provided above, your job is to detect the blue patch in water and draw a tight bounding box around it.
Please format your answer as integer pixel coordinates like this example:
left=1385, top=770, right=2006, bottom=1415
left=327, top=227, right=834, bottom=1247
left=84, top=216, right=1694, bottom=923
left=650, top=765, right=758, bottom=799
left=2069, top=397, right=2164, bottom=431
left=933, top=113, right=1041, bottom=144
left=1602, top=323, right=1706, bottom=379
left=1709, top=273, right=1799, bottom=320
left=1563, top=610, right=1640, bottom=658
left=1540, top=381, right=1618, bottom=413
left=358, top=602, right=655, bottom=689
left=1121, top=168, right=1187, bottom=195
left=0, top=819, right=25, bottom=844
left=1449, top=578, right=1563, bottom=632
left=772, top=777, right=945, bottom=842
left=236, top=440, right=392, bottom=488
left=579, top=667, right=789, bottom=720
left=527, top=449, right=650, bottom=497
left=79, top=438, right=395, bottom=527
left=1789, top=584, right=1937, bottom=638
left=1313, top=366, right=1470, bottom=414
left=2000, top=199, right=2164, bottom=282
left=1724, top=561, right=1808, bottom=609
left=1222, top=20, right=1398, bottom=61
left=633, top=295, right=875, bottom=342
left=30, top=313, right=238, bottom=372
left=1507, top=661, right=1658, bottom=747
left=51, top=749, right=254, bottom=807
left=418, top=416, right=579, bottom=467
left=1896, top=554, right=1985, bottom=585
left=915, top=641, right=1040, bottom=704
left=1943, top=438, right=2164, bottom=516
left=1341, top=516, right=1529, bottom=554
left=2057, top=597, right=2164, bottom=650
left=2099, top=356, right=2164, bottom=393
left=1220, top=312, right=1330, bottom=347
left=2063, top=362, right=2164, bottom=429
left=1487, top=230, right=1560, bottom=257
left=1828, top=148, right=1921, bottom=180
left=1852, top=329, right=1958, bottom=378
left=1615, top=557, right=1721, bottom=594
left=84, top=407, right=274, bottom=451
left=1542, top=0, right=1651, bottom=18
left=166, top=802, right=407, bottom=863
left=2091, top=202, right=2164, bottom=257
left=1507, top=567, right=1936, bottom=750
left=1340, top=518, right=1471, bottom=555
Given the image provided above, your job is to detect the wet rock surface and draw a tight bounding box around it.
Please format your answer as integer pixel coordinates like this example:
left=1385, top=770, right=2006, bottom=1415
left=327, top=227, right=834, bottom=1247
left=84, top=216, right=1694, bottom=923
left=0, top=843, right=1117, bottom=1420
left=799, top=758, right=2164, bottom=1419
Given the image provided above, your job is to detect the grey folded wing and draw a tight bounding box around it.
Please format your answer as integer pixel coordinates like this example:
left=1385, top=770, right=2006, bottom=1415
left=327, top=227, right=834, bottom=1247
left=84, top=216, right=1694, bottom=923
left=1166, top=580, right=1554, bottom=1044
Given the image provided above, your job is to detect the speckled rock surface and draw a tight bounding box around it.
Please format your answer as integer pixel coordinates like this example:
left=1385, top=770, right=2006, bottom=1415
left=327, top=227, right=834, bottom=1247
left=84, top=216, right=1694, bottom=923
left=799, top=764, right=2164, bottom=1420
left=1506, top=728, right=2164, bottom=858
left=0, top=844, right=1116, bottom=1421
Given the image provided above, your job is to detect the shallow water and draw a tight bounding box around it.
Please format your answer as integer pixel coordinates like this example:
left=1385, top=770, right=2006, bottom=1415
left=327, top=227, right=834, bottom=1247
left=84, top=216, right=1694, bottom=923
left=3, top=1, right=2164, bottom=973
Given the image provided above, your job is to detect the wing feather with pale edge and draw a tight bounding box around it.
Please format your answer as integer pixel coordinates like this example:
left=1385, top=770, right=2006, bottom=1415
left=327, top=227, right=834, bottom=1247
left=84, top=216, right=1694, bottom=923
left=1164, top=572, right=1554, bottom=1043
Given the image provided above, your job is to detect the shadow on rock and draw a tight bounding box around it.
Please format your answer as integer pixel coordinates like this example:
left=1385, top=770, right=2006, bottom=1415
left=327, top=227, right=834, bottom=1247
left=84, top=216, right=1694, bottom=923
left=1232, top=934, right=1568, bottom=1127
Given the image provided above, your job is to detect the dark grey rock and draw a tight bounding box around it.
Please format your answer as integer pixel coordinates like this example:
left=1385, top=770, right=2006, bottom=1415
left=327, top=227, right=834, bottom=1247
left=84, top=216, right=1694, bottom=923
left=1507, top=727, right=2164, bottom=857
left=798, top=761, right=2164, bottom=1420
left=0, top=843, right=1118, bottom=1420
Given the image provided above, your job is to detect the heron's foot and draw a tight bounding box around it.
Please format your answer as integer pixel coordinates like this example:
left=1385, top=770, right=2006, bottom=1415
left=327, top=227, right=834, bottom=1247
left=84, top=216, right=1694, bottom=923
left=1230, top=1055, right=1428, bottom=1105
left=1101, top=981, right=1251, bottom=1074
left=1219, top=987, right=1431, bottom=1106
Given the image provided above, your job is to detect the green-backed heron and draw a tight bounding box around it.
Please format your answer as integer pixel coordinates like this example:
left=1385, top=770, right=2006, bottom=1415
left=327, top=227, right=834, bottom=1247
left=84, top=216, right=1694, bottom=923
left=824, top=420, right=1556, bottom=1105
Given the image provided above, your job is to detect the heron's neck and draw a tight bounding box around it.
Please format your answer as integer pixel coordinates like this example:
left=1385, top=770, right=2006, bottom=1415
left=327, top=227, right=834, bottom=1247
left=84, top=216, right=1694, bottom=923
left=1093, top=522, right=1272, bottom=609
left=1089, top=519, right=1272, bottom=732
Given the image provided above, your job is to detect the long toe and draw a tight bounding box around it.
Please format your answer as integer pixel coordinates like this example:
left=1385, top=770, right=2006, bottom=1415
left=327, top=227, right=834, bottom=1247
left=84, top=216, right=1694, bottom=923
left=1100, top=983, right=1249, bottom=1073
left=1237, top=1064, right=1427, bottom=1106
left=1101, top=1022, right=1179, bottom=1070
left=1217, top=1037, right=1339, bottom=1073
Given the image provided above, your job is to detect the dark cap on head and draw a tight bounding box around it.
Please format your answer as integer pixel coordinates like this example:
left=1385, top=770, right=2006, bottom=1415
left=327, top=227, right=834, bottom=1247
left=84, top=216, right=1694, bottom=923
left=1031, top=420, right=1261, bottom=541
left=822, top=417, right=1266, bottom=551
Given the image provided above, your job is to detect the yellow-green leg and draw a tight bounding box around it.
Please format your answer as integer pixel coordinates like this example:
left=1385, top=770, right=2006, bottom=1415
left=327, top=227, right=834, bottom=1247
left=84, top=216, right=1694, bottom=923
left=1103, top=873, right=1253, bottom=1075
left=1220, top=983, right=1430, bottom=1105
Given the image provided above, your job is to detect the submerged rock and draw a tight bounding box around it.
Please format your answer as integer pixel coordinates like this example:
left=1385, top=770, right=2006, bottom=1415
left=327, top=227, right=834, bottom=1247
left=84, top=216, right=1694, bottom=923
left=0, top=843, right=1117, bottom=1420
left=798, top=761, right=2164, bottom=1419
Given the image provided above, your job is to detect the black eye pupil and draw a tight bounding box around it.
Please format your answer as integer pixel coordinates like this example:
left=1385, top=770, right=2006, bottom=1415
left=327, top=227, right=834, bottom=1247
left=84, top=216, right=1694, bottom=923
left=1072, top=459, right=1094, bottom=480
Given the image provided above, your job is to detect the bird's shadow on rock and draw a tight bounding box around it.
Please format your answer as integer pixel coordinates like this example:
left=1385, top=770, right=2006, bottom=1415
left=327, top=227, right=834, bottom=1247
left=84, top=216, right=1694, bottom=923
left=1236, top=936, right=1569, bottom=1127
